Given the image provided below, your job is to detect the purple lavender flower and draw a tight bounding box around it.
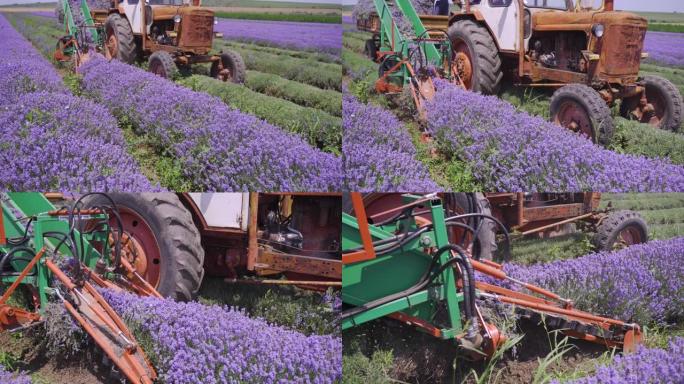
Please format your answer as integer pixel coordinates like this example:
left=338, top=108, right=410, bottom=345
left=102, top=290, right=342, bottom=383
left=0, top=14, right=153, bottom=191
left=425, top=81, right=684, bottom=192
left=555, top=337, right=684, bottom=384
left=0, top=364, right=31, bottom=384
left=215, top=18, right=342, bottom=55
left=644, top=31, right=684, bottom=67
left=78, top=58, right=342, bottom=191
left=490, top=238, right=684, bottom=325
left=343, top=93, right=438, bottom=191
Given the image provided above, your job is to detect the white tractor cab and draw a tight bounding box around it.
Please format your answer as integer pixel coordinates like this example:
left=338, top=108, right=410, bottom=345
left=445, top=0, right=682, bottom=142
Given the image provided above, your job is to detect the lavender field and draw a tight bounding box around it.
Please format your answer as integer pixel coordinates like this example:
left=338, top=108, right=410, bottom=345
left=2, top=11, right=343, bottom=191
left=644, top=31, right=684, bottom=68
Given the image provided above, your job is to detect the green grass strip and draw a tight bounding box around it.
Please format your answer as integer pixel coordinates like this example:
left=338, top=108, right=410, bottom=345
left=244, top=70, right=341, bottom=117
left=218, top=40, right=340, bottom=64
left=214, top=11, right=341, bottom=24
left=178, top=75, right=341, bottom=154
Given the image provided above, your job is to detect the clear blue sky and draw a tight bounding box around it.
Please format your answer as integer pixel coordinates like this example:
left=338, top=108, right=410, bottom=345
left=342, top=0, right=684, bottom=11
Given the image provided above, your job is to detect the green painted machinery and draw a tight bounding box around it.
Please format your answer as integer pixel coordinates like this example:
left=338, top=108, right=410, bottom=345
left=0, top=193, right=158, bottom=383
left=54, top=0, right=103, bottom=64
left=341, top=193, right=645, bottom=359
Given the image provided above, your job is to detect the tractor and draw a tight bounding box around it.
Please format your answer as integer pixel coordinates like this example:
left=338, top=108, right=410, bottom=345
left=342, top=192, right=644, bottom=365
left=346, top=192, right=647, bottom=262
left=54, top=0, right=245, bottom=81
left=357, top=0, right=683, bottom=144
left=0, top=192, right=340, bottom=382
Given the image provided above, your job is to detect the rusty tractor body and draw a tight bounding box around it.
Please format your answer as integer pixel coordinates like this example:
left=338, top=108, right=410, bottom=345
left=358, top=0, right=683, bottom=144
left=56, top=0, right=245, bottom=81
left=66, top=193, right=342, bottom=301
left=351, top=192, right=647, bottom=261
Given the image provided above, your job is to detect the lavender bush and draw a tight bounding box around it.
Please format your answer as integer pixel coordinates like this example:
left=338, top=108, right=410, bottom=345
left=215, top=18, right=341, bottom=55
left=0, top=365, right=31, bottom=384
left=102, top=290, right=342, bottom=383
left=644, top=31, right=684, bottom=67
left=556, top=337, right=684, bottom=384
left=496, top=238, right=684, bottom=325
left=426, top=81, right=684, bottom=191
left=0, top=14, right=153, bottom=191
left=78, top=58, right=342, bottom=191
left=343, top=93, right=438, bottom=191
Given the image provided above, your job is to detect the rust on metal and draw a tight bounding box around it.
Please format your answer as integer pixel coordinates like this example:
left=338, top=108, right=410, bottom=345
left=255, top=248, right=341, bottom=279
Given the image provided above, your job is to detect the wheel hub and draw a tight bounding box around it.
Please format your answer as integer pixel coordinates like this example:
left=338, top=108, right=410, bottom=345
left=555, top=101, right=595, bottom=141
left=452, top=46, right=473, bottom=90
left=109, top=208, right=162, bottom=287
left=216, top=60, right=233, bottom=82
left=105, top=34, right=118, bottom=60
left=613, top=226, right=643, bottom=250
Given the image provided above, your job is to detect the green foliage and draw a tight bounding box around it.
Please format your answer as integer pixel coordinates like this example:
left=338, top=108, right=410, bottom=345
left=457, top=334, right=523, bottom=384
left=197, top=278, right=338, bottom=336
left=214, top=11, right=341, bottom=24
left=218, top=40, right=341, bottom=64
left=610, top=118, right=684, bottom=162
left=179, top=75, right=341, bottom=153
left=342, top=350, right=395, bottom=384
left=228, top=46, right=342, bottom=90
left=648, top=23, right=684, bottom=33
left=244, top=70, right=342, bottom=117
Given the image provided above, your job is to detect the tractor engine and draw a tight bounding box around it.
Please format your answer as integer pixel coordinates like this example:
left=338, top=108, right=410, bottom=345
left=528, top=31, right=587, bottom=73
left=175, top=7, right=215, bottom=53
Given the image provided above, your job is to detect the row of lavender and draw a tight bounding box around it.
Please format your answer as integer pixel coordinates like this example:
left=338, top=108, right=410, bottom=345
left=78, top=58, right=342, bottom=191
left=0, top=14, right=154, bottom=191
left=102, top=290, right=342, bottom=383
left=0, top=365, right=30, bottom=384
left=492, top=238, right=684, bottom=383
left=424, top=81, right=684, bottom=191
left=643, top=31, right=684, bottom=68
left=343, top=92, right=437, bottom=191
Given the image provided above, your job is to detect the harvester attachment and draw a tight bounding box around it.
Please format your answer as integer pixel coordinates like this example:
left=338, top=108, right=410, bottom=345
left=341, top=193, right=643, bottom=360
left=0, top=193, right=161, bottom=383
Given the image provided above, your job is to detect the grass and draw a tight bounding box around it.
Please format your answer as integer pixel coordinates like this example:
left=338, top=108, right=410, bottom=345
left=214, top=11, right=341, bottom=24
left=648, top=23, right=684, bottom=33
left=197, top=277, right=339, bottom=336
left=218, top=40, right=341, bottom=64
left=179, top=75, right=342, bottom=154
left=204, top=0, right=341, bottom=9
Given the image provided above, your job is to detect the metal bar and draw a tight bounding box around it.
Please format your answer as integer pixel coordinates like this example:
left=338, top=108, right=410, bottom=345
left=341, top=290, right=430, bottom=330
left=246, top=193, right=259, bottom=271
left=0, top=248, right=45, bottom=304
left=224, top=278, right=341, bottom=287
left=520, top=212, right=594, bottom=236
left=342, top=193, right=376, bottom=264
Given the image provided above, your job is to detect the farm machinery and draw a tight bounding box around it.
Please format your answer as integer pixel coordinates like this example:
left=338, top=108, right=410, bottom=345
left=349, top=192, right=648, bottom=261
left=0, top=192, right=341, bottom=381
left=356, top=0, right=683, bottom=143
left=54, top=0, right=245, bottom=81
left=342, top=192, right=644, bottom=364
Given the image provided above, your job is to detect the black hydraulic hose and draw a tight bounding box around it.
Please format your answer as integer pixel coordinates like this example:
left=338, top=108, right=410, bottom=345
left=445, top=213, right=511, bottom=262
left=6, top=217, right=34, bottom=246
left=0, top=247, right=37, bottom=276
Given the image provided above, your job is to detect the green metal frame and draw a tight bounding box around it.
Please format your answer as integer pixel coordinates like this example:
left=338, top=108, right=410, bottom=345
left=60, top=0, right=101, bottom=51
left=1, top=193, right=112, bottom=313
left=342, top=195, right=465, bottom=340
left=372, top=0, right=451, bottom=86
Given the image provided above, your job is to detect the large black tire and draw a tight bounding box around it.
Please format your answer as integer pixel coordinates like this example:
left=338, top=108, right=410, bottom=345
left=104, top=14, right=136, bottom=64
left=620, top=75, right=683, bottom=132
left=82, top=193, right=205, bottom=301
left=550, top=84, right=615, bottom=146
left=210, top=50, right=246, bottom=84
left=593, top=210, right=648, bottom=251
left=444, top=193, right=498, bottom=261
left=148, top=51, right=178, bottom=79
left=364, top=39, right=378, bottom=61
left=447, top=20, right=503, bottom=95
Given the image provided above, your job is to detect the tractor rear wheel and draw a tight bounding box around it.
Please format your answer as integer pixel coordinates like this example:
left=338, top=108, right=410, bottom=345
left=82, top=193, right=205, bottom=301
left=104, top=14, right=136, bottom=64
left=447, top=20, right=502, bottom=94
left=550, top=84, right=614, bottom=146
left=210, top=51, right=246, bottom=84
left=364, top=39, right=378, bottom=61
left=620, top=75, right=683, bottom=132
left=593, top=210, right=648, bottom=252
left=148, top=51, right=178, bottom=79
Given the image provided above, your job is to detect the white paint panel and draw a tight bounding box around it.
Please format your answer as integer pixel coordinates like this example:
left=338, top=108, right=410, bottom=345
left=188, top=193, right=249, bottom=230
left=474, top=1, right=520, bottom=51
left=122, top=0, right=142, bottom=34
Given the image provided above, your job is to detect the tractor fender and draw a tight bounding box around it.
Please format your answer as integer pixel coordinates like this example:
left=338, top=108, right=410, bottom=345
left=447, top=12, right=501, bottom=51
